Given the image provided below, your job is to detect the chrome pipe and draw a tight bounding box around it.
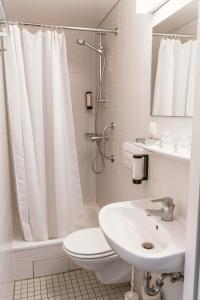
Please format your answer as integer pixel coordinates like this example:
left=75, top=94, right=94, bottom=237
left=77, top=39, right=103, bottom=55
left=144, top=272, right=162, bottom=296
left=0, top=20, right=118, bottom=35
left=91, top=136, right=103, bottom=142
left=153, top=32, right=197, bottom=39
left=144, top=272, right=184, bottom=297
left=99, top=34, right=103, bottom=100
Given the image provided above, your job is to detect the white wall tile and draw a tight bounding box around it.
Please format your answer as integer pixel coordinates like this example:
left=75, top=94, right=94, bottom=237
left=33, top=256, right=69, bottom=277
left=67, top=31, right=97, bottom=204
left=14, top=242, right=68, bottom=280
left=97, top=0, right=189, bottom=299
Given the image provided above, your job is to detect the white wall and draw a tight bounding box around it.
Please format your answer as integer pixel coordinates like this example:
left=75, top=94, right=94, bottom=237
left=0, top=47, right=14, bottom=299
left=97, top=0, right=189, bottom=298
left=67, top=31, right=97, bottom=204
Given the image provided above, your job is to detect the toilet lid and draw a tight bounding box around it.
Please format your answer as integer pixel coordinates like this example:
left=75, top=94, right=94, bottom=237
left=63, top=228, right=114, bottom=256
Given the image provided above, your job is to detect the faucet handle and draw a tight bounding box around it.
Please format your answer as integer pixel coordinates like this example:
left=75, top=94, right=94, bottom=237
left=151, top=197, right=174, bottom=207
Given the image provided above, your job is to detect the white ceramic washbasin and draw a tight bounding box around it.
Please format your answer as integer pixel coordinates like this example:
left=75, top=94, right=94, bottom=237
left=99, top=199, right=185, bottom=273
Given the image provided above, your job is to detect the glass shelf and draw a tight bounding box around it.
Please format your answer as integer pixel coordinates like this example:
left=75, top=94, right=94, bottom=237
left=135, top=143, right=191, bottom=162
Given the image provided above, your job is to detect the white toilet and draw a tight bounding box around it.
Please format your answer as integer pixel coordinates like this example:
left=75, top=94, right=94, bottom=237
left=63, top=228, right=131, bottom=284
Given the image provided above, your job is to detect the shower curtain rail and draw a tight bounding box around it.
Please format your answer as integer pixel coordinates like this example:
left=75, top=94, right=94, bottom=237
left=153, top=32, right=197, bottom=39
left=0, top=20, right=118, bottom=35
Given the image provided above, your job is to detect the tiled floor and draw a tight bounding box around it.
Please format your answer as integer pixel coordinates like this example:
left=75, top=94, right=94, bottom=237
left=14, top=269, right=130, bottom=300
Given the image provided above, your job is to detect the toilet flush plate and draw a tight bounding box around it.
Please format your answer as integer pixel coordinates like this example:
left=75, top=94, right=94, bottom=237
left=99, top=199, right=185, bottom=273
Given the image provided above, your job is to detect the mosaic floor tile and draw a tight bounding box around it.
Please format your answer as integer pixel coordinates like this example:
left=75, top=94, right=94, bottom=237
left=14, top=269, right=130, bottom=299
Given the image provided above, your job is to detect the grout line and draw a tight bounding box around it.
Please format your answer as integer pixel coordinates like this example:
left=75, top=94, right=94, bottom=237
left=14, top=269, right=130, bottom=299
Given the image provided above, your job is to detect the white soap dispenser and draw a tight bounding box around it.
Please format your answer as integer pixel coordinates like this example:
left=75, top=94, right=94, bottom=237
left=132, top=154, right=149, bottom=184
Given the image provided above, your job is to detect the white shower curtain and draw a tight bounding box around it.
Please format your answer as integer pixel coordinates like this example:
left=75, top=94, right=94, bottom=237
left=186, top=40, right=197, bottom=116
left=3, top=25, right=86, bottom=241
left=153, top=38, right=197, bottom=116
left=173, top=40, right=192, bottom=116
left=152, top=38, right=175, bottom=116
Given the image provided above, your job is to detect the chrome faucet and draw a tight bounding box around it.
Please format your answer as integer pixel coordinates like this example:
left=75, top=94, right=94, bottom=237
left=145, top=197, right=175, bottom=221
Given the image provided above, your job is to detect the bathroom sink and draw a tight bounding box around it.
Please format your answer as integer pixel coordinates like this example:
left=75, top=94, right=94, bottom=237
left=99, top=199, right=185, bottom=272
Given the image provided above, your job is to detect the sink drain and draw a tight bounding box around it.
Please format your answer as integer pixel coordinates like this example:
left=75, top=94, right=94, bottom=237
left=142, top=242, right=154, bottom=250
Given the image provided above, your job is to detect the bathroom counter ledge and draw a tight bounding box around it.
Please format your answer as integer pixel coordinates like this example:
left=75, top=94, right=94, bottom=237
left=135, top=143, right=191, bottom=162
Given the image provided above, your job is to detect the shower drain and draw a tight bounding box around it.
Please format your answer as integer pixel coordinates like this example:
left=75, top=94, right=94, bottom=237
left=142, top=242, right=154, bottom=250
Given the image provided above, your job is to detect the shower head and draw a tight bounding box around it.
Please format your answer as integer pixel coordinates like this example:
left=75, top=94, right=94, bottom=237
left=76, top=38, right=103, bottom=55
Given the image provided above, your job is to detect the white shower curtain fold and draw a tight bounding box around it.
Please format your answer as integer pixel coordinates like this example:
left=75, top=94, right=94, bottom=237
left=173, top=40, right=192, bottom=116
left=153, top=38, right=197, bottom=116
left=4, top=25, right=86, bottom=241
left=153, top=39, right=175, bottom=116
left=186, top=41, right=197, bottom=116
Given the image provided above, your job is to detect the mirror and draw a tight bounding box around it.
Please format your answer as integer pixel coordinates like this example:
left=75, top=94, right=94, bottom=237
left=151, top=0, right=198, bottom=117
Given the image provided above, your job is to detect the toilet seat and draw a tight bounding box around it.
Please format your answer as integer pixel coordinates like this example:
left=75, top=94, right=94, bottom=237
left=63, top=227, right=131, bottom=284
left=63, top=228, right=115, bottom=259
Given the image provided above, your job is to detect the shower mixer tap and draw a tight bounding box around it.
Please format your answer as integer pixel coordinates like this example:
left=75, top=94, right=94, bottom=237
left=103, top=122, right=116, bottom=135
left=91, top=136, right=103, bottom=142
left=78, top=33, right=116, bottom=174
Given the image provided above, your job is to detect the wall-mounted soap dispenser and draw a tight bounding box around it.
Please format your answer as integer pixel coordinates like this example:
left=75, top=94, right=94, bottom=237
left=85, top=91, right=93, bottom=109
left=132, top=154, right=149, bottom=184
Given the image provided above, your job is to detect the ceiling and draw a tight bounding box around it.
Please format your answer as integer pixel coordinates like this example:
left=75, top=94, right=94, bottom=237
left=136, top=0, right=168, bottom=13
left=4, top=0, right=119, bottom=28
left=154, top=0, right=198, bottom=33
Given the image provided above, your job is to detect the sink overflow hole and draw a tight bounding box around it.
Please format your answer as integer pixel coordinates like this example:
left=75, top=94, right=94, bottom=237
left=142, top=242, right=154, bottom=250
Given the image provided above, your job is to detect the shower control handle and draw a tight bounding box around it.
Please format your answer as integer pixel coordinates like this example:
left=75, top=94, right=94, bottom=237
left=102, top=122, right=116, bottom=161
left=91, top=136, right=103, bottom=142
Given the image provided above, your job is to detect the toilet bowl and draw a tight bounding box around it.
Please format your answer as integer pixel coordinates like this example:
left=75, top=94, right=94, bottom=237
left=63, top=228, right=131, bottom=284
